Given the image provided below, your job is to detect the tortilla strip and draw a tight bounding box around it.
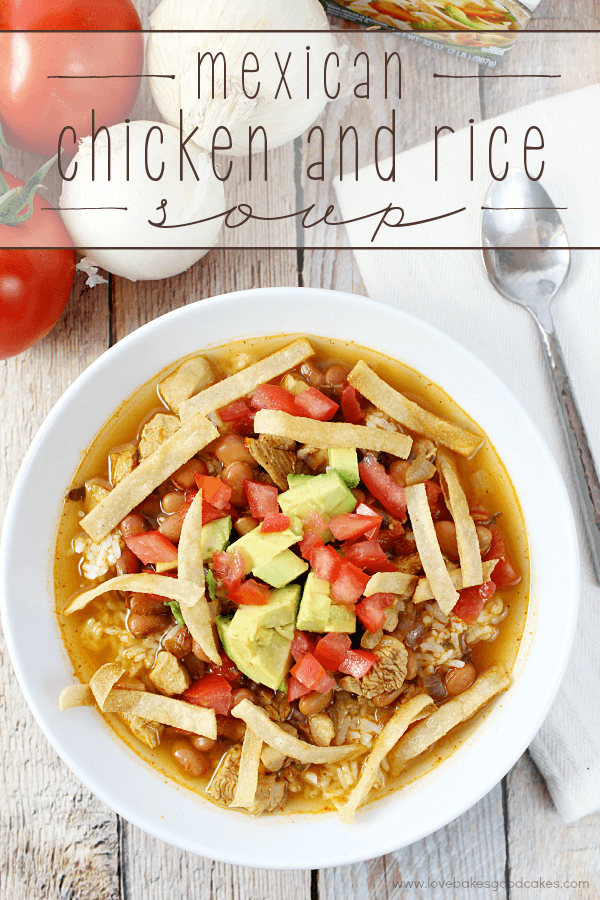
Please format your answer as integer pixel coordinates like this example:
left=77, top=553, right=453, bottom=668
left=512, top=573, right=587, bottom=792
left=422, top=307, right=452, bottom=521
left=64, top=573, right=202, bottom=616
left=90, top=663, right=125, bottom=708
left=179, top=339, right=315, bottom=422
left=81, top=413, right=218, bottom=543
left=101, top=690, right=217, bottom=738
left=437, top=450, right=482, bottom=589
left=178, top=489, right=221, bottom=665
left=364, top=571, right=419, bottom=598
left=405, top=483, right=459, bottom=615
left=348, top=361, right=484, bottom=458
left=389, top=667, right=511, bottom=775
left=253, top=410, right=413, bottom=457
left=338, top=694, right=435, bottom=823
left=413, top=559, right=498, bottom=604
left=231, top=728, right=263, bottom=809
left=59, top=684, right=94, bottom=710
left=232, top=700, right=358, bottom=764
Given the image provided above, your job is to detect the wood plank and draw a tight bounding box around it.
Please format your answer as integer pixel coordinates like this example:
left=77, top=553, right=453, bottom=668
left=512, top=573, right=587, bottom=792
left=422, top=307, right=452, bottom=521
left=320, top=785, right=506, bottom=900
left=506, top=754, right=600, bottom=899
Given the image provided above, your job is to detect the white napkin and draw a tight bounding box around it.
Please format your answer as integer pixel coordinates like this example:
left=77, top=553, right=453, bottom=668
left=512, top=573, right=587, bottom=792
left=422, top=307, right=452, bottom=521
left=334, top=84, right=600, bottom=822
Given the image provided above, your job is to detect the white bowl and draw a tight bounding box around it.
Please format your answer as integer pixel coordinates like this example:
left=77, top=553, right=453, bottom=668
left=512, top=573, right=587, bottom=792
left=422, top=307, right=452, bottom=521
left=1, top=288, right=579, bottom=869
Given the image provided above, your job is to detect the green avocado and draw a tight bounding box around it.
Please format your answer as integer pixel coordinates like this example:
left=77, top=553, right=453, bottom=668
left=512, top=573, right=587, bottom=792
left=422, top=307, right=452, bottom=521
left=325, top=602, right=356, bottom=634
left=278, top=471, right=357, bottom=521
left=216, top=584, right=300, bottom=690
left=296, top=570, right=331, bottom=632
left=328, top=447, right=360, bottom=489
left=287, top=473, right=313, bottom=488
left=253, top=550, right=308, bottom=588
left=227, top=517, right=302, bottom=573
left=201, top=517, right=232, bottom=561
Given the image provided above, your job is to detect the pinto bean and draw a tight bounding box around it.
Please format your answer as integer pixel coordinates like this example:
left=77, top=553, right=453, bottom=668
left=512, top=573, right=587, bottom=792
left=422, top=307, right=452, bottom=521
left=234, top=516, right=260, bottom=536
left=135, top=494, right=162, bottom=518
left=214, top=434, right=255, bottom=467
left=183, top=654, right=206, bottom=680
left=231, top=688, right=258, bottom=707
left=162, top=490, right=185, bottom=514
left=158, top=514, right=183, bottom=543
left=190, top=735, right=218, bottom=753
left=171, top=459, right=208, bottom=490
left=445, top=663, right=476, bottom=697
left=434, top=521, right=460, bottom=561
left=129, top=593, right=167, bottom=615
left=222, top=461, right=254, bottom=505
left=405, top=646, right=418, bottom=681
left=163, top=626, right=193, bottom=659
left=116, top=547, right=140, bottom=576
left=299, top=691, right=332, bottom=716
left=476, top=525, right=493, bottom=556
left=128, top=613, right=169, bottom=636
left=217, top=716, right=246, bottom=741
left=389, top=459, right=411, bottom=488
left=119, top=513, right=148, bottom=539
left=324, top=364, right=350, bottom=386
left=172, top=742, right=209, bottom=777
left=192, top=640, right=212, bottom=664
left=372, top=688, right=404, bottom=708
left=300, top=360, right=325, bottom=387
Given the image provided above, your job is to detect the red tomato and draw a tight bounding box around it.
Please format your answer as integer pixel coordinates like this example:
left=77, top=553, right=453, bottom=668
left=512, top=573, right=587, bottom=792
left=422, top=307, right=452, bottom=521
left=218, top=399, right=254, bottom=425
left=210, top=654, right=243, bottom=686
left=340, top=383, right=364, bottom=424
left=313, top=633, right=352, bottom=671
left=424, top=480, right=446, bottom=521
left=377, top=517, right=408, bottom=554
left=124, top=531, right=178, bottom=565
left=182, top=673, right=232, bottom=716
left=260, top=513, right=290, bottom=533
left=291, top=653, right=337, bottom=693
left=229, top=579, right=271, bottom=606
left=330, top=561, right=370, bottom=606
left=310, top=545, right=342, bottom=582
left=343, top=540, right=396, bottom=573
left=299, top=532, right=324, bottom=561
left=338, top=649, right=376, bottom=678
left=250, top=384, right=298, bottom=416
left=291, top=630, right=316, bottom=663
left=355, top=593, right=396, bottom=633
left=0, top=170, right=75, bottom=358
left=483, top=526, right=521, bottom=588
left=0, top=1, right=143, bottom=156
left=329, top=513, right=380, bottom=542
left=302, top=509, right=329, bottom=536
left=212, top=550, right=246, bottom=591
left=288, top=674, right=312, bottom=701
left=453, top=580, right=497, bottom=625
left=244, top=480, right=279, bottom=519
left=194, top=475, right=232, bottom=510
left=294, top=386, right=339, bottom=421
left=354, top=503, right=382, bottom=539
left=359, top=456, right=407, bottom=521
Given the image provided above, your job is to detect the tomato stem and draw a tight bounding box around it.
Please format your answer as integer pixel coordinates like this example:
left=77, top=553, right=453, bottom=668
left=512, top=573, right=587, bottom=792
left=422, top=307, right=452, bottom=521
left=0, top=153, right=58, bottom=227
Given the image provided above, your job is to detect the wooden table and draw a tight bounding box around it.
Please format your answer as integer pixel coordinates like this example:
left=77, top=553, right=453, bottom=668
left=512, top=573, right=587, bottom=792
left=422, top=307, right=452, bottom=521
left=2, top=4, right=599, bottom=897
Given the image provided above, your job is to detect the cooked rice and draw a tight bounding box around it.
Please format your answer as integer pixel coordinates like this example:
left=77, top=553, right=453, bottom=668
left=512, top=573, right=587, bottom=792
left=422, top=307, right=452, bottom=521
left=73, top=531, right=123, bottom=581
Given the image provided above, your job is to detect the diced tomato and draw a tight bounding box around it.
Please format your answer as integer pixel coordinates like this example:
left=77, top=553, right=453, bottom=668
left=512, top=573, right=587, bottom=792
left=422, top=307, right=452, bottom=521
left=453, top=580, right=497, bottom=625
left=194, top=474, right=232, bottom=510
left=210, top=653, right=244, bottom=685
left=313, top=633, right=352, bottom=671
left=424, top=480, right=447, bottom=521
left=182, top=673, right=232, bottom=715
left=303, top=509, right=329, bottom=536
left=354, top=502, right=382, bottom=539
left=343, top=539, right=391, bottom=572
left=244, top=480, right=279, bottom=519
left=291, top=630, right=316, bottom=663
left=483, top=526, right=521, bottom=588
left=359, top=455, right=407, bottom=521
left=355, top=594, right=387, bottom=633
left=125, top=531, right=178, bottom=565
left=288, top=674, right=312, bottom=701
left=291, top=653, right=337, bottom=693
left=218, top=399, right=254, bottom=425
left=299, top=532, right=324, bottom=561
left=329, top=513, right=380, bottom=542
left=212, top=550, right=246, bottom=591
left=338, top=649, right=376, bottom=678
left=177, top=494, right=232, bottom=526
left=229, top=578, right=271, bottom=606
left=330, top=561, right=371, bottom=606
left=250, top=384, right=298, bottom=416
left=261, top=513, right=290, bottom=533
left=294, top=386, right=339, bottom=421
left=310, top=544, right=342, bottom=582
left=341, top=383, right=364, bottom=424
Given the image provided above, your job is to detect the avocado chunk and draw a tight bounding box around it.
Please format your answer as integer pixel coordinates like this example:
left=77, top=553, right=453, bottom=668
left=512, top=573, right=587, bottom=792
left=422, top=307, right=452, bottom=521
left=201, top=517, right=232, bottom=561
left=253, top=550, right=308, bottom=588
left=325, top=603, right=356, bottom=634
left=278, top=471, right=357, bottom=521
left=296, top=571, right=332, bottom=632
left=216, top=584, right=300, bottom=690
left=328, top=447, right=360, bottom=489
left=287, top=473, right=313, bottom=488
left=227, top=517, right=302, bottom=573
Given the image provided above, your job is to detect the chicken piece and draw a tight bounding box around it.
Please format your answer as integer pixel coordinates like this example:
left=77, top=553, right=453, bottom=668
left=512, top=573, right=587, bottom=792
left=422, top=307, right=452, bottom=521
left=262, top=693, right=291, bottom=724
left=208, top=746, right=286, bottom=815
left=121, top=713, right=164, bottom=749
left=148, top=650, right=191, bottom=696
left=296, top=444, right=328, bottom=472
left=246, top=438, right=295, bottom=491
left=340, top=637, right=408, bottom=700
left=159, top=356, right=216, bottom=415
left=259, top=434, right=297, bottom=452
left=109, top=444, right=137, bottom=486
left=138, top=414, right=181, bottom=460
left=261, top=745, right=288, bottom=773
left=308, top=714, right=335, bottom=747
left=84, top=480, right=111, bottom=510
left=392, top=552, right=424, bottom=576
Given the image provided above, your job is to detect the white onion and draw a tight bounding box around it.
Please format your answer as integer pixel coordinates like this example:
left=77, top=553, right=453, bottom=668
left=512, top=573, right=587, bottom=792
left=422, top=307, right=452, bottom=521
left=147, top=0, right=337, bottom=156
left=59, top=121, right=225, bottom=281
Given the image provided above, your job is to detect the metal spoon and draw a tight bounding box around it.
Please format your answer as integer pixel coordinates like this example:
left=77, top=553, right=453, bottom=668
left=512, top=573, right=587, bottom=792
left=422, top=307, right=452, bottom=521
left=481, top=167, right=600, bottom=582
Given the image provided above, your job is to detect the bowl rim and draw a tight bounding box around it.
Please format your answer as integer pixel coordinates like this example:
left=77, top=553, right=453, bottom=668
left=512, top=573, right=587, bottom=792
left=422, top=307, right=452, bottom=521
left=0, top=286, right=579, bottom=869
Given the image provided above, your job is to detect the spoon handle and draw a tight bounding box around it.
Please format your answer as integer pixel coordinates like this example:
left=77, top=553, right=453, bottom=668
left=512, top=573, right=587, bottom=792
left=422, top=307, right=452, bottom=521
left=530, top=307, right=600, bottom=583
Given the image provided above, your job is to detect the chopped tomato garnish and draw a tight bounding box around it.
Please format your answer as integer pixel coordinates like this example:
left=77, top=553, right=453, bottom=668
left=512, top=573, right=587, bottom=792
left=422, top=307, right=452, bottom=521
left=313, top=633, right=352, bottom=671
left=212, top=550, right=246, bottom=591
left=229, top=578, right=271, bottom=606
left=244, top=480, right=279, bottom=519
left=310, top=544, right=342, bottom=582
left=218, top=399, right=254, bottom=425
left=260, top=513, right=290, bottom=533
left=424, top=480, right=446, bottom=521
left=124, top=531, right=178, bottom=565
left=359, top=455, right=407, bottom=521
left=291, top=653, right=337, bottom=693
left=338, top=649, right=376, bottom=678
left=355, top=593, right=395, bottom=633
left=302, top=509, right=329, bottom=536
left=182, top=673, right=233, bottom=716
left=291, top=630, right=316, bottom=663
left=194, top=474, right=232, bottom=510
left=343, top=539, right=397, bottom=573
left=294, top=386, right=339, bottom=421
left=299, top=532, right=324, bottom=561
left=453, top=580, right=496, bottom=625
left=329, top=513, right=381, bottom=542
left=483, top=526, right=521, bottom=588
left=340, top=382, right=364, bottom=424
left=288, top=674, right=312, bottom=701
left=354, top=502, right=382, bottom=539
left=250, top=384, right=298, bottom=416
left=210, top=653, right=244, bottom=685
left=330, top=561, right=371, bottom=606
left=176, top=493, right=232, bottom=526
